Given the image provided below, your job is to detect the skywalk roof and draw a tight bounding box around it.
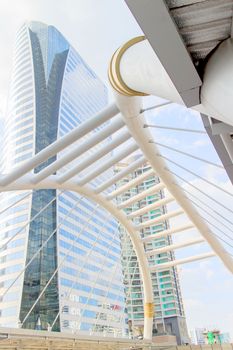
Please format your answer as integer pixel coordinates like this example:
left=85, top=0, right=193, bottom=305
left=125, top=0, right=233, bottom=185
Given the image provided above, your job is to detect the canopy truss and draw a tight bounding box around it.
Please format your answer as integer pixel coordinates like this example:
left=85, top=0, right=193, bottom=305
left=1, top=100, right=232, bottom=340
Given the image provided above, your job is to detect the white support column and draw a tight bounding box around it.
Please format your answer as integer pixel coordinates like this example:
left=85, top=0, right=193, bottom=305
left=117, top=182, right=165, bottom=209
left=77, top=142, right=139, bottom=186
left=135, top=209, right=184, bottom=230
left=107, top=168, right=155, bottom=200
left=150, top=252, right=216, bottom=271
left=95, top=156, right=146, bottom=193
left=58, top=130, right=132, bottom=183
left=146, top=237, right=204, bottom=256
left=142, top=224, right=194, bottom=243
left=0, top=103, right=119, bottom=187
left=32, top=115, right=125, bottom=184
left=127, top=196, right=174, bottom=219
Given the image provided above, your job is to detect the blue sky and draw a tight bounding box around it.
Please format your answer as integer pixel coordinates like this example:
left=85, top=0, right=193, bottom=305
left=0, top=0, right=232, bottom=339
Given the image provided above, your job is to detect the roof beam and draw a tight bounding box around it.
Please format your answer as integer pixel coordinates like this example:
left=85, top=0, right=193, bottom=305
left=150, top=252, right=216, bottom=271
left=117, top=182, right=165, bottom=209
left=135, top=209, right=184, bottom=230
left=107, top=168, right=155, bottom=200
left=142, top=223, right=194, bottom=242
left=146, top=237, right=204, bottom=256
left=0, top=103, right=119, bottom=187
left=125, top=0, right=202, bottom=106
left=32, top=115, right=125, bottom=184
left=77, top=142, right=139, bottom=186
left=114, top=92, right=233, bottom=273
left=58, top=129, right=131, bottom=183
left=94, top=155, right=146, bottom=193
left=127, top=196, right=174, bottom=218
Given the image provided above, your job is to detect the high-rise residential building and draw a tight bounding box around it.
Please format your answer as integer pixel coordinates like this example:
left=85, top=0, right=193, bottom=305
left=0, top=21, right=127, bottom=336
left=116, top=157, right=189, bottom=344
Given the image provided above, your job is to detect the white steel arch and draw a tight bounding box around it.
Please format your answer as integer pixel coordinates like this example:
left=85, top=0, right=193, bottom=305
left=0, top=175, right=154, bottom=339
left=1, top=39, right=233, bottom=339
left=112, top=93, right=233, bottom=275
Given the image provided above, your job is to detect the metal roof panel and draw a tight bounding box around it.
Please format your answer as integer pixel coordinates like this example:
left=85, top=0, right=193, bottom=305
left=166, top=0, right=233, bottom=63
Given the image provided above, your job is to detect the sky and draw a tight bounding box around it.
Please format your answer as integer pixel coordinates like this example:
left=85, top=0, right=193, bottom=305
left=0, top=0, right=232, bottom=340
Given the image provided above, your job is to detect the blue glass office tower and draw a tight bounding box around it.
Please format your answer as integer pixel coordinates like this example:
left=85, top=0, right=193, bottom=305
left=0, top=21, right=126, bottom=336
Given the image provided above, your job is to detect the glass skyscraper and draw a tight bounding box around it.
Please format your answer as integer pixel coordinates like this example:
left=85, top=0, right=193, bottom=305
left=116, top=157, right=189, bottom=344
left=0, top=21, right=126, bottom=336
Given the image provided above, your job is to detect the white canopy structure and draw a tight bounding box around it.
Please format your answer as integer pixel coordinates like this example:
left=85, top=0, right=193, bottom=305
left=1, top=0, right=233, bottom=342
left=124, top=0, right=233, bottom=185
left=0, top=98, right=233, bottom=339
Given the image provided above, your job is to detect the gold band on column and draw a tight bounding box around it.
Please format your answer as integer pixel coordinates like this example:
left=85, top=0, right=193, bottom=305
left=144, top=302, right=154, bottom=318
left=108, top=36, right=148, bottom=97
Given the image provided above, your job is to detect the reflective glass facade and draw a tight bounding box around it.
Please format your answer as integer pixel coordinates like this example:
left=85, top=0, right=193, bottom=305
left=0, top=21, right=126, bottom=336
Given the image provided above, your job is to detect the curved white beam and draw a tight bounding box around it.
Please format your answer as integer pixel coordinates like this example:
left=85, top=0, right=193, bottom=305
left=32, top=115, right=125, bottom=184
left=107, top=168, right=155, bottom=200
left=109, top=35, right=233, bottom=127
left=118, top=182, right=165, bottom=209
left=109, top=36, right=184, bottom=103
left=0, top=103, right=119, bottom=187
left=0, top=174, right=153, bottom=340
left=135, top=209, right=184, bottom=230
left=113, top=93, right=233, bottom=275
left=150, top=252, right=216, bottom=271
left=198, top=38, right=233, bottom=127
left=142, top=224, right=194, bottom=243
left=95, top=155, right=146, bottom=193
left=58, top=129, right=132, bottom=183
left=146, top=237, right=204, bottom=256
left=76, top=142, right=139, bottom=186
left=128, top=196, right=174, bottom=219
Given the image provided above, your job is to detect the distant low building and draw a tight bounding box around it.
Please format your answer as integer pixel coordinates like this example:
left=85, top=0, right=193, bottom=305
left=190, top=328, right=231, bottom=345
left=218, top=333, right=231, bottom=344
left=203, top=329, right=231, bottom=344
left=189, top=328, right=205, bottom=345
